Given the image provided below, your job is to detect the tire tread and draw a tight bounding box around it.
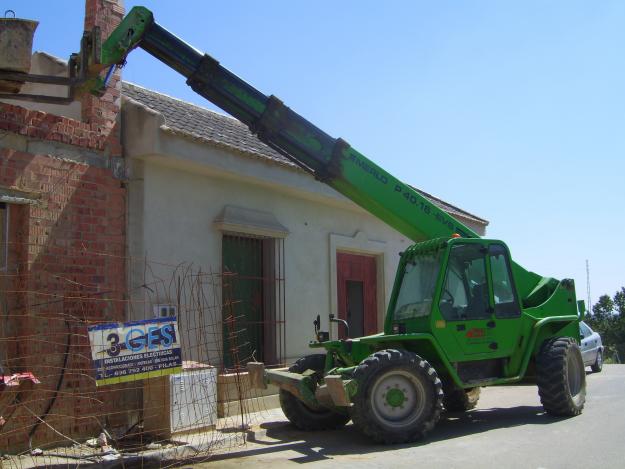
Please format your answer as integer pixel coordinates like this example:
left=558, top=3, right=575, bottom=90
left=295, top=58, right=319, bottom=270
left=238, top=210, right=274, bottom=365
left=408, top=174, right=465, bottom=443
left=536, top=337, right=586, bottom=416
left=351, top=349, right=443, bottom=444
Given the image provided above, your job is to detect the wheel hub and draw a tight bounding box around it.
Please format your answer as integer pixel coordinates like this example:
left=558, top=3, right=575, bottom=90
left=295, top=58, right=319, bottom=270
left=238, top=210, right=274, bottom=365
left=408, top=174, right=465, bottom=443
left=386, top=388, right=406, bottom=407
left=371, top=370, right=426, bottom=427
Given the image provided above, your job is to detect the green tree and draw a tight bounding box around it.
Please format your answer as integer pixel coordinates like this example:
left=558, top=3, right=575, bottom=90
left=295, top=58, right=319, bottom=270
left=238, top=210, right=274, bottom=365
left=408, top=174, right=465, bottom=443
left=592, top=294, right=614, bottom=319
left=588, top=288, right=625, bottom=363
left=587, top=294, right=614, bottom=338
left=613, top=287, right=625, bottom=317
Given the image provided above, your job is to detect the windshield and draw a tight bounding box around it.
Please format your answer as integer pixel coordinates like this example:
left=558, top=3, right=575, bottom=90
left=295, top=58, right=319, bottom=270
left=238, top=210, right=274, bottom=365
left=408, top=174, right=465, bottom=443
left=393, top=253, right=442, bottom=320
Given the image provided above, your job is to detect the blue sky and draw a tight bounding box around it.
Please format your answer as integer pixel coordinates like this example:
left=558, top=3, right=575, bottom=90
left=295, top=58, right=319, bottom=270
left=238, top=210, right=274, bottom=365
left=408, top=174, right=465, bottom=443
left=12, top=1, right=625, bottom=307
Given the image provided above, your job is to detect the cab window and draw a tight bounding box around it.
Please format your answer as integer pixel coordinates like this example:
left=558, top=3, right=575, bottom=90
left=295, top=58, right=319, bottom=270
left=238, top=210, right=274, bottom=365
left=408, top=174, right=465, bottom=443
left=393, top=253, right=442, bottom=320
left=439, top=244, right=490, bottom=321
left=489, top=244, right=520, bottom=318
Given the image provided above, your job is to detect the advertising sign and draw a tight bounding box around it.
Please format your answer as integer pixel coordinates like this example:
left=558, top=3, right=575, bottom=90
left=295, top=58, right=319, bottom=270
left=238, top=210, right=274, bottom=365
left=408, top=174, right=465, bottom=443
left=88, top=316, right=182, bottom=386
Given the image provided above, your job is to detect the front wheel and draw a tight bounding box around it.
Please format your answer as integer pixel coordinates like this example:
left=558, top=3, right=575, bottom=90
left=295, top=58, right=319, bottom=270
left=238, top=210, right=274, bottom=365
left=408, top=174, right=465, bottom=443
left=351, top=349, right=443, bottom=444
left=279, top=354, right=350, bottom=431
left=536, top=337, right=586, bottom=416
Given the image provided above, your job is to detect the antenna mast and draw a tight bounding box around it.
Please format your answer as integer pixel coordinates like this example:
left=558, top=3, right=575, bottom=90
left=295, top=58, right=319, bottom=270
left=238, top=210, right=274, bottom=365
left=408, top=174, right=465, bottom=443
left=586, top=259, right=591, bottom=314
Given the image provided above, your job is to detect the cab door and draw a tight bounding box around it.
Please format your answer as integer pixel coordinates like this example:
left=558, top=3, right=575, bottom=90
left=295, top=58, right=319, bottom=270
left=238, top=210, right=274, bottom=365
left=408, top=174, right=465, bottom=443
left=486, top=243, right=523, bottom=358
left=432, top=242, right=523, bottom=368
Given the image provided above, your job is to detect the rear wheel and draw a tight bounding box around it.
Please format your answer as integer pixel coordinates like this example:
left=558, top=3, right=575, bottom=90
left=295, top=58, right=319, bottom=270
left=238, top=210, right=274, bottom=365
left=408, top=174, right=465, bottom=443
left=591, top=350, right=603, bottom=373
left=536, top=337, right=586, bottom=416
left=351, top=349, right=443, bottom=444
left=279, top=354, right=350, bottom=431
left=443, top=387, right=481, bottom=412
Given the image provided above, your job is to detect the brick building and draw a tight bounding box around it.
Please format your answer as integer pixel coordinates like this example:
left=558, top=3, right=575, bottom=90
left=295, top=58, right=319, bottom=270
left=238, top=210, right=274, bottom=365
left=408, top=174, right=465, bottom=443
left=0, top=0, right=134, bottom=452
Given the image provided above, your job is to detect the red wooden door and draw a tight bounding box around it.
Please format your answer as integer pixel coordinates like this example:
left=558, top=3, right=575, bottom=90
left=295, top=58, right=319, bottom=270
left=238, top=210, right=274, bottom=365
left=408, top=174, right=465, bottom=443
left=337, top=253, right=377, bottom=338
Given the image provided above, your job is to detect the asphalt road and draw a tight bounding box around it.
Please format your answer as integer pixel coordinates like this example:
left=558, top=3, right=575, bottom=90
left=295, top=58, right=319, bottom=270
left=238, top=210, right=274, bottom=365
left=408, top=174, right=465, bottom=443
left=200, top=365, right=624, bottom=469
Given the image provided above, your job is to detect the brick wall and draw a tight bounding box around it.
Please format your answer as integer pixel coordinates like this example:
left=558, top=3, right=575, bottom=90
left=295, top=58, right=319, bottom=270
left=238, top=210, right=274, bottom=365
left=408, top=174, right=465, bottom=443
left=0, top=104, right=112, bottom=150
left=81, top=0, right=124, bottom=133
left=0, top=0, right=132, bottom=453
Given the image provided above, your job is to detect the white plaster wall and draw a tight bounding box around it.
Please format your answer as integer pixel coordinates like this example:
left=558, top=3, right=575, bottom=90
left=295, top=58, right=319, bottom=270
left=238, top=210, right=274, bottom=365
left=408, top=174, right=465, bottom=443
left=132, top=155, right=409, bottom=363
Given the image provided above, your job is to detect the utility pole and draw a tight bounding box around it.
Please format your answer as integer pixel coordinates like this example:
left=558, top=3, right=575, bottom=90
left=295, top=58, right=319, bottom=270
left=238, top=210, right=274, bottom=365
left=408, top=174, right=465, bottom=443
left=586, top=259, right=591, bottom=314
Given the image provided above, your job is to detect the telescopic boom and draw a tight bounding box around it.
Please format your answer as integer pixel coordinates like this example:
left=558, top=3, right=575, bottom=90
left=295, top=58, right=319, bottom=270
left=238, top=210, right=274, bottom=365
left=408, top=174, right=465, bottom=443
left=94, top=6, right=557, bottom=304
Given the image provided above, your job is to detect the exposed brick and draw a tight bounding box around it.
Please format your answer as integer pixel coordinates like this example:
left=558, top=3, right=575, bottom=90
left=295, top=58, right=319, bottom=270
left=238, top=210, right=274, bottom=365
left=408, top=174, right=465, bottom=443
left=0, top=0, right=130, bottom=453
left=0, top=104, right=110, bottom=151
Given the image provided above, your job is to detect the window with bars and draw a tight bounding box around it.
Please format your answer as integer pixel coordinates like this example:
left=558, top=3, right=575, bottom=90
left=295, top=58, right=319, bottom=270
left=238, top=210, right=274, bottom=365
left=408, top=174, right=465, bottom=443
left=221, top=233, right=285, bottom=370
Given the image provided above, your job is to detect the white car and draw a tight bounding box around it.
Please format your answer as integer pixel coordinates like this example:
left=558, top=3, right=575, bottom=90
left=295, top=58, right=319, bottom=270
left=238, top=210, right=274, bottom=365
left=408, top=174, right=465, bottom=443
left=579, top=321, right=604, bottom=372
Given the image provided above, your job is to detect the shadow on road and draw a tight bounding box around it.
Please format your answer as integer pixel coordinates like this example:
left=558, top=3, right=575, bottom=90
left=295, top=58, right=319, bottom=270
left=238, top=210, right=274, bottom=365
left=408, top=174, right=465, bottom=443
left=205, top=405, right=567, bottom=464
left=433, top=405, right=552, bottom=441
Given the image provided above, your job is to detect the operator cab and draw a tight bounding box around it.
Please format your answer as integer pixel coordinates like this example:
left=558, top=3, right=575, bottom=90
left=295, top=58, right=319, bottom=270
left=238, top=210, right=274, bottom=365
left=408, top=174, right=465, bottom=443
left=389, top=237, right=524, bottom=382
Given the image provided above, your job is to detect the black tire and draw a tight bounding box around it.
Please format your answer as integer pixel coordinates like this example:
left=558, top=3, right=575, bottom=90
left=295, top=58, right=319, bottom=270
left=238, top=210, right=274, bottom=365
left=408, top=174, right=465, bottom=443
left=350, top=349, right=443, bottom=444
left=536, top=337, right=586, bottom=416
left=591, top=349, right=603, bottom=373
left=279, top=354, right=350, bottom=431
left=443, top=387, right=481, bottom=412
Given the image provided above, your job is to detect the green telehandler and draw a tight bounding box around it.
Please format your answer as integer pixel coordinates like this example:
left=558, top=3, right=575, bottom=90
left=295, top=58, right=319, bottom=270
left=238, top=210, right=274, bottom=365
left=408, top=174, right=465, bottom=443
left=87, top=6, right=587, bottom=443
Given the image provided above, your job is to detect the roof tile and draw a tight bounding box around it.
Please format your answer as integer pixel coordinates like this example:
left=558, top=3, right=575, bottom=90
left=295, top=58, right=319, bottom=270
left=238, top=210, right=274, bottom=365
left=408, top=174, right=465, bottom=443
left=123, top=82, right=293, bottom=167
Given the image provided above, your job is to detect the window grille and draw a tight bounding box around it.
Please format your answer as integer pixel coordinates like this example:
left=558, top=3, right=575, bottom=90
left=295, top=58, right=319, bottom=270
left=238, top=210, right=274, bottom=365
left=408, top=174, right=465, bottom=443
left=221, top=233, right=286, bottom=371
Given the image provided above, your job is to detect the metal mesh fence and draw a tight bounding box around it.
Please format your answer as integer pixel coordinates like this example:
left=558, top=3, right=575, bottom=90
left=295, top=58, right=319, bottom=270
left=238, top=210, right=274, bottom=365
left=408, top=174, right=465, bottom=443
left=0, top=242, right=285, bottom=467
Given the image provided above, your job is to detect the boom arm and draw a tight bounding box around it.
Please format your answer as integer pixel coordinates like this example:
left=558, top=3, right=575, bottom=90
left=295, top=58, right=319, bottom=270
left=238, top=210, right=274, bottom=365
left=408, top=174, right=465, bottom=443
left=98, top=7, right=476, bottom=242
left=96, top=7, right=550, bottom=302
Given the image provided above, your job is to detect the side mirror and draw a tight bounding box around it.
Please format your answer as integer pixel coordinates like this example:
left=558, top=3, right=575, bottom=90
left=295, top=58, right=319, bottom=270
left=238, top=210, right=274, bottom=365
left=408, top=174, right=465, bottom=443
left=313, top=314, right=329, bottom=342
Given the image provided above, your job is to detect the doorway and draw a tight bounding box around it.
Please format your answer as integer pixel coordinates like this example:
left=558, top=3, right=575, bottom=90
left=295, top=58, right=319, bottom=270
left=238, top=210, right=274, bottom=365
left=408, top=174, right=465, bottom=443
left=337, top=252, right=378, bottom=338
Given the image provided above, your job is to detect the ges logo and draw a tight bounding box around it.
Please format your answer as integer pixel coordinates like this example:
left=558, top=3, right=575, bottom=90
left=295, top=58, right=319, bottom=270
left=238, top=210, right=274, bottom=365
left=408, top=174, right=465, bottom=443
left=105, top=324, right=177, bottom=357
